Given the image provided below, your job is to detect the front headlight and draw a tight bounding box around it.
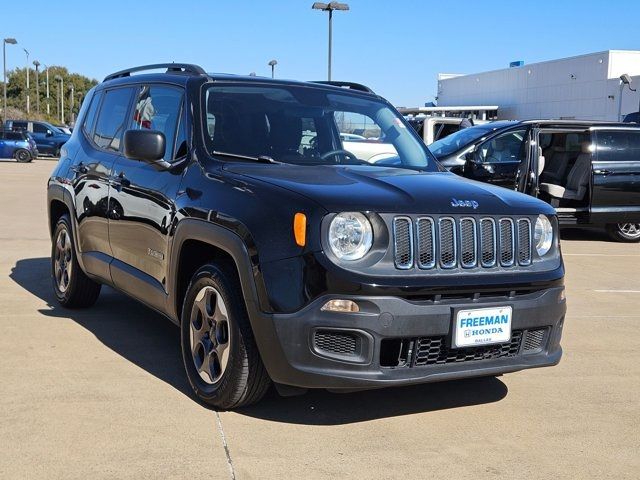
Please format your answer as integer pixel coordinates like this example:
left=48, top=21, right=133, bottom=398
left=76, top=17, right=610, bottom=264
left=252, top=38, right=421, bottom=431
left=328, top=212, right=373, bottom=261
left=534, top=214, right=554, bottom=256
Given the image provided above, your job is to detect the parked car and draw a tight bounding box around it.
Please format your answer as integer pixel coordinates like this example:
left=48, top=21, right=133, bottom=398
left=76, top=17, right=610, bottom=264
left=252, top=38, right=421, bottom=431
left=48, top=63, right=566, bottom=409
left=5, top=120, right=70, bottom=156
left=408, top=116, right=490, bottom=145
left=55, top=125, right=73, bottom=135
left=0, top=129, right=38, bottom=162
left=429, top=120, right=640, bottom=242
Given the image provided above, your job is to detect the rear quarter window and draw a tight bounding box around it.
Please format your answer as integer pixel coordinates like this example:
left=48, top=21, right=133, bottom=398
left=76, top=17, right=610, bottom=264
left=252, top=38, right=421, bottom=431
left=82, top=91, right=103, bottom=138
left=596, top=130, right=640, bottom=162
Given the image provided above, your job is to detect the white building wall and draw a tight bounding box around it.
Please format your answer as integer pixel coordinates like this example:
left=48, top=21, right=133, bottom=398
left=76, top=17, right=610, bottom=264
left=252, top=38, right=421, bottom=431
left=438, top=51, right=640, bottom=121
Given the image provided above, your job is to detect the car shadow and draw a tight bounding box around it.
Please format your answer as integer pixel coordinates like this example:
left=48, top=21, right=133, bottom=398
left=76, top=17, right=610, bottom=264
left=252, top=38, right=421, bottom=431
left=10, top=257, right=509, bottom=425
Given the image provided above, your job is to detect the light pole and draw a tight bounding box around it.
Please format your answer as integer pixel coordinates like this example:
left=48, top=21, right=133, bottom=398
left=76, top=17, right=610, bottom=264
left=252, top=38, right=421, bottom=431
left=618, top=74, right=636, bottom=121
left=33, top=60, right=40, bottom=115
left=3, top=37, right=17, bottom=127
left=23, top=48, right=29, bottom=117
left=55, top=75, right=63, bottom=123
left=44, top=64, right=50, bottom=116
left=312, top=2, right=349, bottom=81
left=268, top=59, right=278, bottom=79
left=69, top=83, right=74, bottom=124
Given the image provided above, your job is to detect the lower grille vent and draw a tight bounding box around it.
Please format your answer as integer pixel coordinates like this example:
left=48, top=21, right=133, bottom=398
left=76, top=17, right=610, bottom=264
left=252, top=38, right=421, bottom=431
left=314, top=330, right=357, bottom=356
left=522, top=327, right=549, bottom=352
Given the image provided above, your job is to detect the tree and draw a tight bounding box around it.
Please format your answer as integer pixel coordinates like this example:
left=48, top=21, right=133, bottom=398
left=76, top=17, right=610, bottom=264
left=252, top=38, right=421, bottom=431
left=5, top=66, right=98, bottom=125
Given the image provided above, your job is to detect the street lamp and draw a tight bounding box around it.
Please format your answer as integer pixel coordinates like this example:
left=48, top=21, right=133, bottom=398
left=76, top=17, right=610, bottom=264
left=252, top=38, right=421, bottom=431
left=23, top=48, right=29, bottom=117
left=68, top=83, right=74, bottom=125
left=54, top=74, right=63, bottom=123
left=618, top=74, right=637, bottom=121
left=33, top=60, right=40, bottom=115
left=268, top=59, right=278, bottom=79
left=312, top=2, right=349, bottom=81
left=44, top=65, right=51, bottom=116
left=3, top=37, right=17, bottom=127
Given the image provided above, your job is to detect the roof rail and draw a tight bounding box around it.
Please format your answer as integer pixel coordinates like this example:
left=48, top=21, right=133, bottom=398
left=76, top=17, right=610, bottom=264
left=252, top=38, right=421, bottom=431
left=311, top=81, right=374, bottom=94
left=104, top=63, right=206, bottom=82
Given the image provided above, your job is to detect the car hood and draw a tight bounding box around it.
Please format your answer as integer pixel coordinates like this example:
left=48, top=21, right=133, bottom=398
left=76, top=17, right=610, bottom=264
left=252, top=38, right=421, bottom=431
left=224, top=164, right=554, bottom=215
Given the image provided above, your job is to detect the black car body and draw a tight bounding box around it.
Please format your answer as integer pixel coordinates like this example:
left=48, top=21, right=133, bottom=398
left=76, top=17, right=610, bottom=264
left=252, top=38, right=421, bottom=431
left=47, top=64, right=566, bottom=408
left=431, top=120, right=640, bottom=242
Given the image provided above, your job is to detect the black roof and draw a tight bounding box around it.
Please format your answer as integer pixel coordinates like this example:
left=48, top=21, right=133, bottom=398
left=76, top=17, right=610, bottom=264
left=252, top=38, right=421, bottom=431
left=100, top=63, right=377, bottom=96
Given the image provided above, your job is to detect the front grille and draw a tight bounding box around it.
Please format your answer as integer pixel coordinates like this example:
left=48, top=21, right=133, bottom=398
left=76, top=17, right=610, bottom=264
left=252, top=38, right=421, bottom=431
left=414, top=330, right=522, bottom=366
left=314, top=330, right=357, bottom=356
left=392, top=216, right=534, bottom=271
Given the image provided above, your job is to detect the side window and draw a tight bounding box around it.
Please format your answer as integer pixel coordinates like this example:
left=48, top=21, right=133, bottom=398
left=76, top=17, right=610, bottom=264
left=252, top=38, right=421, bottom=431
left=596, top=131, right=640, bottom=162
left=82, top=91, right=103, bottom=137
left=480, top=129, right=527, bottom=163
left=6, top=132, right=23, bottom=140
left=12, top=121, right=27, bottom=131
left=32, top=123, right=48, bottom=134
left=130, top=85, right=184, bottom=161
left=93, top=88, right=133, bottom=151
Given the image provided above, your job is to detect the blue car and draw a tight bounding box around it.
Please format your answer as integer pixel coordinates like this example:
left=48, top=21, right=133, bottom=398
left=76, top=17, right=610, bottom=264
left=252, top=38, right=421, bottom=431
left=5, top=120, right=70, bottom=156
left=0, top=130, right=38, bottom=162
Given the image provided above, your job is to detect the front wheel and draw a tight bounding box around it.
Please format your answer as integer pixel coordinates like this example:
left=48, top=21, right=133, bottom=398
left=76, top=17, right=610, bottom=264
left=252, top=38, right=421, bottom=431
left=180, top=264, right=270, bottom=409
left=606, top=223, right=640, bottom=242
left=14, top=149, right=32, bottom=163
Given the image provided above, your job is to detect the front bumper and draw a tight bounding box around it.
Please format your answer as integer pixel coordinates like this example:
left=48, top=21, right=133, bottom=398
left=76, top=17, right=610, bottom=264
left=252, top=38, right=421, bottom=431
left=254, top=286, right=565, bottom=389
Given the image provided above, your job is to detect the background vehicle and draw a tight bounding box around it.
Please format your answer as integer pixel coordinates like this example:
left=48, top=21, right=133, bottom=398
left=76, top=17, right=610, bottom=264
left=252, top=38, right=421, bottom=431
left=5, top=120, right=70, bottom=156
left=48, top=64, right=565, bottom=409
left=55, top=125, right=73, bottom=135
left=0, top=130, right=38, bottom=162
left=432, top=120, right=640, bottom=242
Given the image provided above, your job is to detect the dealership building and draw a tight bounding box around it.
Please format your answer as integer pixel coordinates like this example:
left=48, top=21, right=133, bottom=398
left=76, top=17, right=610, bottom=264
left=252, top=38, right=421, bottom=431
left=437, top=50, right=640, bottom=121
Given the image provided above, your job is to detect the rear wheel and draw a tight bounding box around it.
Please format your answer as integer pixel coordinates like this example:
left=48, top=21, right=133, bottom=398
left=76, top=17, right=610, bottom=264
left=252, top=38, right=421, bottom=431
left=606, top=223, right=640, bottom=242
left=14, top=149, right=32, bottom=163
left=52, top=214, right=102, bottom=307
left=180, top=263, right=270, bottom=409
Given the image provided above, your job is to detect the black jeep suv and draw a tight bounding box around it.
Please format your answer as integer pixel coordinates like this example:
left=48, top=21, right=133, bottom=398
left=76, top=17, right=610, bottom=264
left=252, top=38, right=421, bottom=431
left=47, top=64, right=566, bottom=409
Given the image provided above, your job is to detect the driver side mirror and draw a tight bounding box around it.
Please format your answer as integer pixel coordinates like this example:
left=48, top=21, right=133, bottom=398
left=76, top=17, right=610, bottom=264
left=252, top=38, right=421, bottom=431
left=123, top=129, right=167, bottom=168
left=46, top=130, right=53, bottom=137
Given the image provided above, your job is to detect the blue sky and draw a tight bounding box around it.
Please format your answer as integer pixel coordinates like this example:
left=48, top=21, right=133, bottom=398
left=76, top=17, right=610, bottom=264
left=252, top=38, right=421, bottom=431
left=3, top=0, right=639, bottom=106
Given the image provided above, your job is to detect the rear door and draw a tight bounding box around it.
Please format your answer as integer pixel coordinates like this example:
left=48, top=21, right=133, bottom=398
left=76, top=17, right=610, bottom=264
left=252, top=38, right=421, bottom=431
left=591, top=128, right=640, bottom=223
left=70, top=87, right=135, bottom=280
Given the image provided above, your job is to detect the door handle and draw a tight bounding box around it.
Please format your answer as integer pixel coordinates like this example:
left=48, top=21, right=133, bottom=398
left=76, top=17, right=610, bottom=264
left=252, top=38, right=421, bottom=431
left=110, top=172, right=130, bottom=189
left=594, top=169, right=613, bottom=176
left=71, top=162, right=87, bottom=175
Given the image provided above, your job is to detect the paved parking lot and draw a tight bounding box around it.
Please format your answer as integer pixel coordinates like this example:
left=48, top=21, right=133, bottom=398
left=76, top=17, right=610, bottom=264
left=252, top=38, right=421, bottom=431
left=1, top=159, right=638, bottom=479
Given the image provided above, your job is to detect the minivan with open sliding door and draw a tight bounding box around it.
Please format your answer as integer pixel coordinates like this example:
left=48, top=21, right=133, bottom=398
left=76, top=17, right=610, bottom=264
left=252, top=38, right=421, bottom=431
left=430, top=120, right=640, bottom=242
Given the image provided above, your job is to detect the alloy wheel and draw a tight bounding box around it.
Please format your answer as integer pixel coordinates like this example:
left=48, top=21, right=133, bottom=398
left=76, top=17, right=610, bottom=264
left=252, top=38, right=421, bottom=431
left=618, top=223, right=640, bottom=239
left=53, top=228, right=73, bottom=293
left=189, top=286, right=231, bottom=385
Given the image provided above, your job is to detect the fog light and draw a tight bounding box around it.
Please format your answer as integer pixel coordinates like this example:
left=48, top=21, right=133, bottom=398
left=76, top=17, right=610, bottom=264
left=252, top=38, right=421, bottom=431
left=321, top=299, right=359, bottom=313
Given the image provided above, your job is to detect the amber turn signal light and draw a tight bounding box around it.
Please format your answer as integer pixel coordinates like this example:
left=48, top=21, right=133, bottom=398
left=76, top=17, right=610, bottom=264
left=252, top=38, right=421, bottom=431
left=293, top=213, right=306, bottom=247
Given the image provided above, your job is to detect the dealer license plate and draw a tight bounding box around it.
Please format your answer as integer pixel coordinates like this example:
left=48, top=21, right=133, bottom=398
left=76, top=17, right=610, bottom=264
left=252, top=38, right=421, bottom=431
left=454, top=306, right=512, bottom=348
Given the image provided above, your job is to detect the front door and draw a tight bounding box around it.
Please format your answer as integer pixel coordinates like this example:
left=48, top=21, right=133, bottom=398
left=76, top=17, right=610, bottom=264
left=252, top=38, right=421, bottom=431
left=463, top=128, right=528, bottom=188
left=108, top=84, right=187, bottom=310
left=591, top=129, right=640, bottom=223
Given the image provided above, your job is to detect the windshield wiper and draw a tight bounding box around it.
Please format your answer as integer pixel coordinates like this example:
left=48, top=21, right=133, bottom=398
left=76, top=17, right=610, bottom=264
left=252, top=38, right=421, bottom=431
left=212, top=150, right=281, bottom=164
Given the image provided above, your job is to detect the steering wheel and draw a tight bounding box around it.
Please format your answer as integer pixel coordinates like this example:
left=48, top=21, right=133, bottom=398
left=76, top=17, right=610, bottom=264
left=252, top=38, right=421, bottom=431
left=320, top=149, right=361, bottom=164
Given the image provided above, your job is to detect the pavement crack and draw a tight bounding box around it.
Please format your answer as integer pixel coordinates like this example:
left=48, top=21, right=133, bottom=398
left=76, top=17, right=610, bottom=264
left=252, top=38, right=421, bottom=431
left=215, top=411, right=236, bottom=480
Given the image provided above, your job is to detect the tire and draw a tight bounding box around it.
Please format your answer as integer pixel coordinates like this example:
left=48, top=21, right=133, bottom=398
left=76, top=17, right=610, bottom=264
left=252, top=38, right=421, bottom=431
left=51, top=214, right=102, bottom=308
left=14, top=149, right=32, bottom=163
left=606, top=223, right=640, bottom=243
left=180, top=263, right=270, bottom=409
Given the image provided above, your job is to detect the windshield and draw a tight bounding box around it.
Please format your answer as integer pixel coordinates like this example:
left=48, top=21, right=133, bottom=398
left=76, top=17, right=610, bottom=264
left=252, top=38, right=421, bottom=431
left=429, top=124, right=500, bottom=158
left=202, top=84, right=438, bottom=170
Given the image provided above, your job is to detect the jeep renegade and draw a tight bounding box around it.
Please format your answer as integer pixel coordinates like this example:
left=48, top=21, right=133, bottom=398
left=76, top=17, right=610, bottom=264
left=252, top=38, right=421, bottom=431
left=48, top=64, right=566, bottom=409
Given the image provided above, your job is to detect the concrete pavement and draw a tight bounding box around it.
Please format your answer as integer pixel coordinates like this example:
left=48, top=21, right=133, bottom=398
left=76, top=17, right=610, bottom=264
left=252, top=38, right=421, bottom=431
left=0, top=159, right=638, bottom=479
